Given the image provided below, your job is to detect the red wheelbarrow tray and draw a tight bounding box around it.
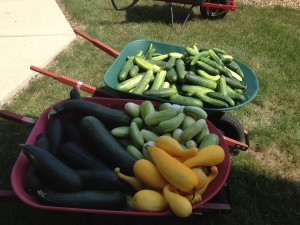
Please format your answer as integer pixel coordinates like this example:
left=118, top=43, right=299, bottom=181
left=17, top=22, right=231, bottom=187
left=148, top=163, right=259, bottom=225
left=11, top=97, right=230, bottom=216
left=103, top=39, right=259, bottom=112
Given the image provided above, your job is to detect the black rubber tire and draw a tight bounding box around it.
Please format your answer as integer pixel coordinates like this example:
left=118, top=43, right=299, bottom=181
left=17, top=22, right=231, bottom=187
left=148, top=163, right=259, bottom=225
left=200, top=0, right=230, bottom=19
left=207, top=112, right=244, bottom=142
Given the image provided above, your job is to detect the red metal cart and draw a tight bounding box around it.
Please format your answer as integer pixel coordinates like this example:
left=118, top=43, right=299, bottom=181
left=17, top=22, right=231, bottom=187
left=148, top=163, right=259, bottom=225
left=111, top=0, right=237, bottom=24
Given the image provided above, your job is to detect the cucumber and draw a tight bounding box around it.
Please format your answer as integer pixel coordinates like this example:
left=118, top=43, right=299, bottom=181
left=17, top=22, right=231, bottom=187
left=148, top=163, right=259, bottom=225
left=227, top=91, right=246, bottom=102
left=150, top=70, right=167, bottom=90
left=144, top=43, right=154, bottom=59
left=79, top=116, right=137, bottom=176
left=119, top=57, right=134, bottom=81
left=132, top=117, right=144, bottom=129
left=59, top=141, right=109, bottom=171
left=144, top=108, right=178, bottom=127
left=217, top=75, right=228, bottom=96
left=208, top=49, right=224, bottom=66
left=160, top=81, right=170, bottom=88
left=21, top=144, right=83, bottom=192
left=183, top=106, right=208, bottom=120
left=132, top=70, right=154, bottom=94
left=124, top=102, right=141, bottom=118
left=169, top=94, right=203, bottom=108
left=181, top=85, right=215, bottom=95
left=140, top=100, right=155, bottom=121
left=76, top=170, right=119, bottom=190
left=185, top=73, right=217, bottom=90
left=206, top=91, right=235, bottom=107
left=196, top=61, right=220, bottom=75
left=46, top=117, right=64, bottom=155
left=143, top=87, right=178, bottom=98
left=115, top=74, right=143, bottom=91
left=126, top=145, right=144, bottom=160
left=159, top=102, right=172, bottom=111
left=151, top=54, right=169, bottom=61
left=185, top=46, right=199, bottom=56
left=190, top=51, right=210, bottom=66
left=111, top=126, right=130, bottom=138
left=199, top=57, right=224, bottom=71
left=169, top=52, right=183, bottom=59
left=164, top=56, right=176, bottom=70
left=196, top=70, right=220, bottom=81
left=194, top=123, right=209, bottom=144
left=37, top=189, right=126, bottom=210
left=194, top=92, right=229, bottom=108
left=180, top=119, right=206, bottom=143
left=220, top=54, right=234, bottom=64
left=220, top=67, right=233, bottom=78
left=175, top=58, right=187, bottom=83
left=140, top=129, right=159, bottom=142
left=134, top=56, right=161, bottom=72
left=225, top=77, right=247, bottom=90
left=152, top=113, right=185, bottom=134
left=146, top=59, right=166, bottom=67
left=182, top=116, right=196, bottom=130
left=129, top=65, right=140, bottom=77
left=226, top=61, right=245, bottom=78
left=48, top=99, right=131, bottom=128
left=129, top=121, right=144, bottom=149
left=199, top=133, right=220, bottom=149
left=166, top=67, right=178, bottom=84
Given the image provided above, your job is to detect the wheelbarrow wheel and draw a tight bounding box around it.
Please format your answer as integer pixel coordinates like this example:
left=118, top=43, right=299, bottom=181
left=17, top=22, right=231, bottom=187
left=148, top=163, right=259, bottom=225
left=111, top=0, right=139, bottom=10
left=200, top=0, right=231, bottom=19
left=207, top=112, right=244, bottom=142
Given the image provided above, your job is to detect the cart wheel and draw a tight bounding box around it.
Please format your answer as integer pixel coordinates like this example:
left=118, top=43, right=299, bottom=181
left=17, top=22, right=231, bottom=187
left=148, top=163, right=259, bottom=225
left=207, top=112, right=244, bottom=142
left=111, top=0, right=139, bottom=11
left=200, top=0, right=231, bottom=19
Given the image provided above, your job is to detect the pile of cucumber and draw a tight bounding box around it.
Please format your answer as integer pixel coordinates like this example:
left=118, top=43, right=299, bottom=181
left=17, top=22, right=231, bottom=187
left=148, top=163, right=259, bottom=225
left=20, top=87, right=221, bottom=211
left=116, top=43, right=247, bottom=108
left=112, top=100, right=220, bottom=161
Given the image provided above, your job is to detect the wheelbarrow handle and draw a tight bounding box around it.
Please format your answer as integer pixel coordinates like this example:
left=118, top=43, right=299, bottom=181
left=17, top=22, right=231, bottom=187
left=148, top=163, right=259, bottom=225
left=0, top=109, right=36, bottom=126
left=30, top=66, right=115, bottom=98
left=73, top=28, right=120, bottom=58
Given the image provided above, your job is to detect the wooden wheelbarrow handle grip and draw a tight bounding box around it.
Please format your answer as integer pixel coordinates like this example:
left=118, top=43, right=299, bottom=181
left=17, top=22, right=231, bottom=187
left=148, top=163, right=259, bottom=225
left=73, top=28, right=120, bottom=58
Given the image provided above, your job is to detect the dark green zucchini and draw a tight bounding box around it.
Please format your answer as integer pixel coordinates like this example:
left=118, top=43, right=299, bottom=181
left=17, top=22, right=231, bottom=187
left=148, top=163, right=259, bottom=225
left=79, top=116, right=137, bottom=176
left=48, top=99, right=131, bottom=128
left=37, top=188, right=126, bottom=210
left=63, top=121, right=87, bottom=147
left=59, top=141, right=109, bottom=170
left=69, top=86, right=83, bottom=100
left=46, top=117, right=64, bottom=155
left=76, top=170, right=119, bottom=190
left=21, top=144, right=82, bottom=192
left=23, top=167, right=45, bottom=194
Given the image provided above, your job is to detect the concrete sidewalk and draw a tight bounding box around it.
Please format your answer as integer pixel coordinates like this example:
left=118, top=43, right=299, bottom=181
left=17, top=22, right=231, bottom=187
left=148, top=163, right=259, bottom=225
left=0, top=0, right=76, bottom=106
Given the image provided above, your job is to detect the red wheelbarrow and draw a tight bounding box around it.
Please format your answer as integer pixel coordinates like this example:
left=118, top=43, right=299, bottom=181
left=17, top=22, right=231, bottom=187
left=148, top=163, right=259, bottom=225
left=111, top=0, right=237, bottom=24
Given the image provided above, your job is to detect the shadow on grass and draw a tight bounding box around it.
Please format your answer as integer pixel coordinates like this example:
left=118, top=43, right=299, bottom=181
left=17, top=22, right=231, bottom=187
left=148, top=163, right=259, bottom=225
left=123, top=4, right=202, bottom=25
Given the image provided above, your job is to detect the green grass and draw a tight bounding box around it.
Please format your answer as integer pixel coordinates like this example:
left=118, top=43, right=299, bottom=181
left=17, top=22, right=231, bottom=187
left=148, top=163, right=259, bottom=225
left=1, top=1, right=300, bottom=224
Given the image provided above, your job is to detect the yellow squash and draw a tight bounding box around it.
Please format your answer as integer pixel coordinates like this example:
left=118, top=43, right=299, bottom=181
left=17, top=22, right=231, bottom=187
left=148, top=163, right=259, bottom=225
left=183, top=145, right=225, bottom=168
left=148, top=145, right=199, bottom=192
left=114, top=167, right=143, bottom=191
left=192, top=167, right=208, bottom=191
left=163, top=184, right=193, bottom=218
left=155, top=136, right=198, bottom=158
left=133, top=159, right=168, bottom=190
left=199, top=166, right=218, bottom=195
left=133, top=189, right=169, bottom=212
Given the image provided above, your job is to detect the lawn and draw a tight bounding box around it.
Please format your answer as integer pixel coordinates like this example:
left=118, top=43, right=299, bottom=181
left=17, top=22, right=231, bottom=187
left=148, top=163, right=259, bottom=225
left=0, top=1, right=299, bottom=224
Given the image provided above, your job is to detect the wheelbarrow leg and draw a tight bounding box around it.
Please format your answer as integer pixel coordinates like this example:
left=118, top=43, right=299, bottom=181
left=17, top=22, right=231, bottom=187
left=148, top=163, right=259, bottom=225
left=168, top=3, right=174, bottom=25
left=183, top=5, right=196, bottom=25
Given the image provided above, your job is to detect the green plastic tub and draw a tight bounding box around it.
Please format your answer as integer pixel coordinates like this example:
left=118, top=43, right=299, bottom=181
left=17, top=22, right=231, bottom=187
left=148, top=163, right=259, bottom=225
left=103, top=39, right=259, bottom=111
